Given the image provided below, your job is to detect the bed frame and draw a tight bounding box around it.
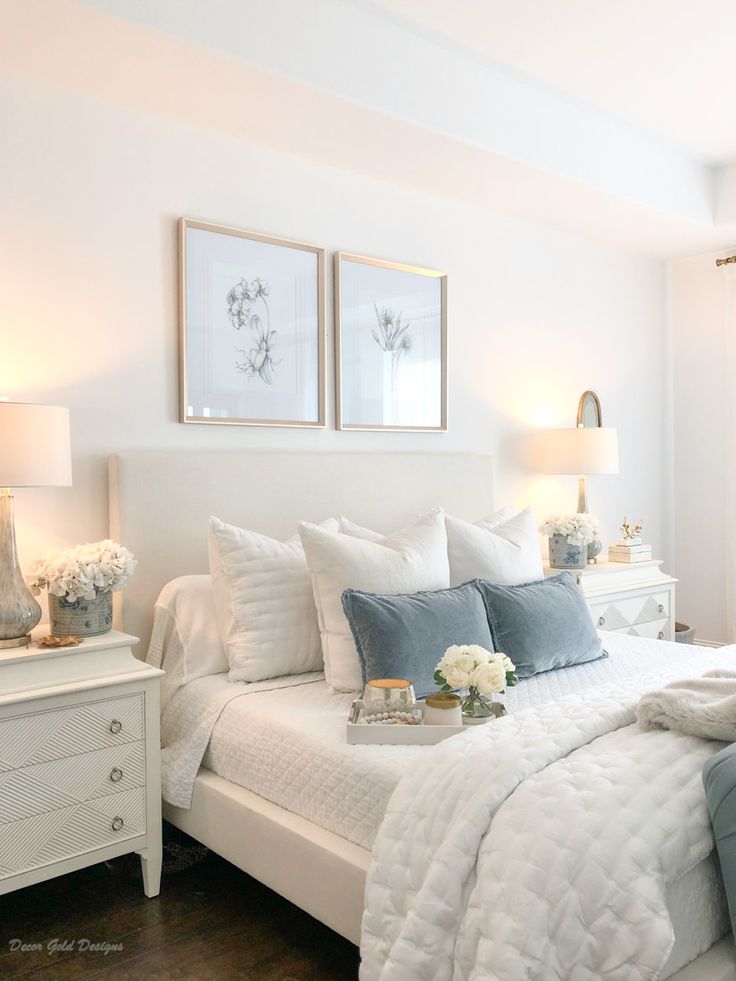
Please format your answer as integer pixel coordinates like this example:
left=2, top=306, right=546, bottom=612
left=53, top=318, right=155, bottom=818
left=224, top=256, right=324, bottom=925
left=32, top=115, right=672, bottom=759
left=109, top=450, right=735, bottom=978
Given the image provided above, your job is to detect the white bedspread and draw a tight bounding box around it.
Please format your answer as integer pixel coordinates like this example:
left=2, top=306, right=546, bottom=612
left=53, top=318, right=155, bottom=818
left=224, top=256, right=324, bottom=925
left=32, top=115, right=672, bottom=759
left=362, top=658, right=736, bottom=981
left=161, top=635, right=734, bottom=848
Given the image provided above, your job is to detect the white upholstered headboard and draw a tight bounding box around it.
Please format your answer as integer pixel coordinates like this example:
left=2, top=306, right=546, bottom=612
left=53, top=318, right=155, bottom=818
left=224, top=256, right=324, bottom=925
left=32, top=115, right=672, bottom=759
left=109, top=451, right=495, bottom=655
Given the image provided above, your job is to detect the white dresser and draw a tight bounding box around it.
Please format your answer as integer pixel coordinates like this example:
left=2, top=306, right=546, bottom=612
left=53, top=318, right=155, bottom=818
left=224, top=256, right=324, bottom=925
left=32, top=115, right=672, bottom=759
left=0, top=630, right=163, bottom=898
left=545, top=560, right=677, bottom=641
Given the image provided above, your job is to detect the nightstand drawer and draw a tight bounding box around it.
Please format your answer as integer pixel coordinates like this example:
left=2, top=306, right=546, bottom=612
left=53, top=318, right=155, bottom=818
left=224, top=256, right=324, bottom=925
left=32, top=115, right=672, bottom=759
left=0, top=787, right=145, bottom=879
left=589, top=591, right=671, bottom=631
left=0, top=694, right=143, bottom=773
left=0, top=742, right=145, bottom=824
left=606, top=617, right=670, bottom=641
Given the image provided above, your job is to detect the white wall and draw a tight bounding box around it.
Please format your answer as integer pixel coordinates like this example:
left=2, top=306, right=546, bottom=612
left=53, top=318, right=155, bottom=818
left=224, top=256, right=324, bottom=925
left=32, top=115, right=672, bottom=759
left=1, top=77, right=668, bottom=612
left=669, top=252, right=732, bottom=643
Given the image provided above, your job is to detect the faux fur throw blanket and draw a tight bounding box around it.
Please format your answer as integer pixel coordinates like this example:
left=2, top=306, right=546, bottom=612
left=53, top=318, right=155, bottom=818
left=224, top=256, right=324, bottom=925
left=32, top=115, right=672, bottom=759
left=637, top=669, right=736, bottom=741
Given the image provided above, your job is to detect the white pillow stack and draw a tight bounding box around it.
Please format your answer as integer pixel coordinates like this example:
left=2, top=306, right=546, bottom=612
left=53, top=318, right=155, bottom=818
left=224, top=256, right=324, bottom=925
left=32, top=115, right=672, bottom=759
left=208, top=516, right=338, bottom=683
left=298, top=510, right=451, bottom=692
left=191, top=504, right=542, bottom=693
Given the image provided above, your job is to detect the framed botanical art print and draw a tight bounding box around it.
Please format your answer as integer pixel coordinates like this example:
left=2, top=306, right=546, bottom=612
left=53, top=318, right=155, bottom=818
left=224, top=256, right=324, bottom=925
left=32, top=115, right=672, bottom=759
left=179, top=218, right=325, bottom=427
left=335, top=252, right=447, bottom=431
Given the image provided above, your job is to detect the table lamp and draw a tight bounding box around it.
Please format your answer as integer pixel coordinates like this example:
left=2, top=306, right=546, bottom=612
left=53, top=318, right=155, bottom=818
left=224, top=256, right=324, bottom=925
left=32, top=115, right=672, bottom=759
left=539, top=425, right=619, bottom=513
left=0, top=402, right=72, bottom=647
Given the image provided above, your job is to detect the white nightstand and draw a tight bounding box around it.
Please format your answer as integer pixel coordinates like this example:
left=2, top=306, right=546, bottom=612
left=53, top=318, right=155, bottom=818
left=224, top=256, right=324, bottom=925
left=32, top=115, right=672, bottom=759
left=0, top=629, right=163, bottom=898
left=545, top=560, right=678, bottom=641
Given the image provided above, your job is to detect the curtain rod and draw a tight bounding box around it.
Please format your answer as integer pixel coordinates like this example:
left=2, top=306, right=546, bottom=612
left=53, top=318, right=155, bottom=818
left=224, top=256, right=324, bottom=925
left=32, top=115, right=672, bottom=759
left=716, top=255, right=736, bottom=266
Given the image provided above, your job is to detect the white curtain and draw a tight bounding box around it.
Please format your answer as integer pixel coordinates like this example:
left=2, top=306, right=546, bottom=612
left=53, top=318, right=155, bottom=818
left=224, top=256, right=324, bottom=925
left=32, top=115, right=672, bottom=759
left=723, top=263, right=736, bottom=641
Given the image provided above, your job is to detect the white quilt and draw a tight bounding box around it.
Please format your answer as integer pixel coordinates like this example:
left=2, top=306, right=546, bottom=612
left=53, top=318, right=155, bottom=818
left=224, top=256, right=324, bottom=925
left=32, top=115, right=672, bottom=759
left=361, top=681, right=728, bottom=981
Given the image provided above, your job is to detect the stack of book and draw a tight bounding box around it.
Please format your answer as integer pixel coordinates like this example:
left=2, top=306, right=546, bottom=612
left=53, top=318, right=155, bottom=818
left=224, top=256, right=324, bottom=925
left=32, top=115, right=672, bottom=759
left=608, top=538, right=652, bottom=563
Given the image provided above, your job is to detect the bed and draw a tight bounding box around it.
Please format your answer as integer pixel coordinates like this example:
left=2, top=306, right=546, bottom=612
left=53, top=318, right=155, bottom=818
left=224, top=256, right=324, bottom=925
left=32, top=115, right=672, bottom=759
left=109, top=450, right=736, bottom=980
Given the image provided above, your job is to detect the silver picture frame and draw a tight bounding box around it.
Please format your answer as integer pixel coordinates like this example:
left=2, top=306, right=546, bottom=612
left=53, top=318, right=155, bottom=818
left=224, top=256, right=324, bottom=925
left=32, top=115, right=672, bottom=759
left=179, top=218, right=326, bottom=428
left=335, top=252, right=447, bottom=432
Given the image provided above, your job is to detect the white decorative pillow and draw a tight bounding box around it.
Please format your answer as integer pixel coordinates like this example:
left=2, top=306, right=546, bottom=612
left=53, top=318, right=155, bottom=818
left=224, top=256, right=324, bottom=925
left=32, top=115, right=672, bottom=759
left=339, top=507, right=514, bottom=541
left=299, top=510, right=450, bottom=692
left=208, top=516, right=338, bottom=683
left=445, top=508, right=543, bottom=586
left=147, top=575, right=228, bottom=710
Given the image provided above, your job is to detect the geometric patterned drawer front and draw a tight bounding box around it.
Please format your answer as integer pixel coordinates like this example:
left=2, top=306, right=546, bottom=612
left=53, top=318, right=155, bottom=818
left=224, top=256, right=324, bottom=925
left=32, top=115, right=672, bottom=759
left=606, top=617, right=670, bottom=641
left=0, top=742, right=145, bottom=824
left=0, top=694, right=143, bottom=773
left=0, top=787, right=145, bottom=878
left=589, top=591, right=670, bottom=631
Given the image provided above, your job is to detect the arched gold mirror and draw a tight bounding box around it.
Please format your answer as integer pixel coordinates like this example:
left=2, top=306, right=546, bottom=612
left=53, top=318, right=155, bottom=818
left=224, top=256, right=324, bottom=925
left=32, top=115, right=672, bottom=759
left=577, top=390, right=602, bottom=428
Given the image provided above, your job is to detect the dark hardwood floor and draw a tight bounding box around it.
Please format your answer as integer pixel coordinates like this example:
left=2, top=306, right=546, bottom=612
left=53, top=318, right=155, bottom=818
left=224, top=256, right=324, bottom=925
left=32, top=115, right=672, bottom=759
left=0, top=824, right=360, bottom=980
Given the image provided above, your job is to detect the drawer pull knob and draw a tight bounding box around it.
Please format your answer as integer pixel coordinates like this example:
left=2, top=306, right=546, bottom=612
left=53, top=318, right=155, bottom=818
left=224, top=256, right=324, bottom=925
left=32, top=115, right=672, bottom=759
left=109, top=720, right=122, bottom=734
left=111, top=816, right=124, bottom=832
left=657, top=604, right=664, bottom=613
left=658, top=631, right=664, bottom=640
left=110, top=767, right=123, bottom=783
left=598, top=616, right=605, bottom=626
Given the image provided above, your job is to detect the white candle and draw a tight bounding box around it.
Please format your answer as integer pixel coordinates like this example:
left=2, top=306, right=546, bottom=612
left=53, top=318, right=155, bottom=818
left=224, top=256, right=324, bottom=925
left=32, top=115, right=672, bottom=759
left=423, top=693, right=462, bottom=726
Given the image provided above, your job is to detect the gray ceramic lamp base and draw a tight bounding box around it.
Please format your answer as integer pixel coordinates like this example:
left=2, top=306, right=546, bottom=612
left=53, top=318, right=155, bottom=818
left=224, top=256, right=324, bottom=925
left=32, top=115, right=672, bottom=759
left=0, top=492, right=42, bottom=647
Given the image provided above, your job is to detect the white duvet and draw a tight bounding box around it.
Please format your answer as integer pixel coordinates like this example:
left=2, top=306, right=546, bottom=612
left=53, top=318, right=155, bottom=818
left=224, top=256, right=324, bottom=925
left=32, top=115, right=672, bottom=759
left=361, top=680, right=728, bottom=981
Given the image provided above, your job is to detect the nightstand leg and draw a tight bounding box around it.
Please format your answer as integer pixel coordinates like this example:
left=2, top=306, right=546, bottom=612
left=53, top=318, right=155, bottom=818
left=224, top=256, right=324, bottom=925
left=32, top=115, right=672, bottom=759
left=137, top=847, right=162, bottom=898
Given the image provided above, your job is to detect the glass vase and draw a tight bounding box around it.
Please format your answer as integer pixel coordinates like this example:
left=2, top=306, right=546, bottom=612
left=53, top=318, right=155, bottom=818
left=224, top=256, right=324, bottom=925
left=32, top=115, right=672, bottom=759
left=461, top=686, right=507, bottom=724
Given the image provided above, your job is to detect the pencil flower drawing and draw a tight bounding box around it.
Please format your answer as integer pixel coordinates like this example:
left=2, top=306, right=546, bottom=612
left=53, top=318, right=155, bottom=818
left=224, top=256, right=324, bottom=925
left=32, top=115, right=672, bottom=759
left=372, top=302, right=412, bottom=389
left=227, top=275, right=279, bottom=385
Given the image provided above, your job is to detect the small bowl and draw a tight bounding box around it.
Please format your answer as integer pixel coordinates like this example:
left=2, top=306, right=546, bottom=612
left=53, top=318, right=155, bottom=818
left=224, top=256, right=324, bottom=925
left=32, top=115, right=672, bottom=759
left=362, top=678, right=416, bottom=715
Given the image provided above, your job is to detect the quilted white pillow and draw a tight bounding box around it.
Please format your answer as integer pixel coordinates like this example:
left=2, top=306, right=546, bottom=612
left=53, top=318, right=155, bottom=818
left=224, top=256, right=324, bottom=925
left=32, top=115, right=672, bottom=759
left=208, top=516, right=338, bottom=683
left=299, top=510, right=450, bottom=692
left=445, top=507, right=543, bottom=586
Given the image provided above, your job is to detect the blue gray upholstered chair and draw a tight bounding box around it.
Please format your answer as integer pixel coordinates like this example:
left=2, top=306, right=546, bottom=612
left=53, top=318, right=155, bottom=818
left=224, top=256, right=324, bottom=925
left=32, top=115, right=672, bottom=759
left=703, top=744, right=736, bottom=939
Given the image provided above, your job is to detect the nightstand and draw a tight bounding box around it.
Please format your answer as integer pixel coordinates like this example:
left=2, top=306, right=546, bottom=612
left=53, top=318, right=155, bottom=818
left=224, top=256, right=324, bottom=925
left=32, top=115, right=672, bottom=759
left=0, top=629, right=163, bottom=898
left=545, top=560, right=677, bottom=641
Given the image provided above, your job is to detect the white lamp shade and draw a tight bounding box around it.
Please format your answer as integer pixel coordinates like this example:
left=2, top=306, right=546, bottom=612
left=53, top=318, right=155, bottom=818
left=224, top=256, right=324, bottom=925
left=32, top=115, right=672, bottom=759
left=539, top=426, right=619, bottom=475
left=0, top=402, right=72, bottom=487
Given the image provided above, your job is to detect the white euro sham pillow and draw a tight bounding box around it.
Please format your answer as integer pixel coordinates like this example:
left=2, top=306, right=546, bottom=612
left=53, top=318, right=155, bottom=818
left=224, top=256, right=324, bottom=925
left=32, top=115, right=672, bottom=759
left=208, top=516, right=338, bottom=683
left=339, top=507, right=514, bottom=542
left=299, top=510, right=450, bottom=692
left=445, top=507, right=543, bottom=586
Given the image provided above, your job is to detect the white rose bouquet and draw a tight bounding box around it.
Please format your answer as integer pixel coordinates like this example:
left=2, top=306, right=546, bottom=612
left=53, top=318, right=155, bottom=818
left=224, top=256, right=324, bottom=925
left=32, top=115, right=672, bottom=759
left=434, top=645, right=517, bottom=721
left=540, top=513, right=598, bottom=546
left=29, top=539, right=137, bottom=602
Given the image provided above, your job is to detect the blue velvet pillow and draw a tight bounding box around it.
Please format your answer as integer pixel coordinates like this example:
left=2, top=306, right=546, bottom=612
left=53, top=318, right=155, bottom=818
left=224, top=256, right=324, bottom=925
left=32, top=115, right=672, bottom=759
left=341, top=582, right=494, bottom=698
left=476, top=572, right=605, bottom=678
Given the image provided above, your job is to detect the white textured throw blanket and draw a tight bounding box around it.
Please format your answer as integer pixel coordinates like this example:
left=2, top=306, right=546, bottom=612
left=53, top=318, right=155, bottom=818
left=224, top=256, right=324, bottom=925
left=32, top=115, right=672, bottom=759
left=361, top=682, right=724, bottom=981
left=637, top=669, right=736, bottom=741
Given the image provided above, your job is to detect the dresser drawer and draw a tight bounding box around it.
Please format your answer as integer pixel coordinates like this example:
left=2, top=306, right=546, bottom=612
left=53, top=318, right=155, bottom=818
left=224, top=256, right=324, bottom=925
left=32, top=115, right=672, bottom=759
left=0, top=694, right=143, bottom=773
left=605, top=618, right=670, bottom=641
left=0, top=741, right=144, bottom=824
left=589, top=590, right=671, bottom=631
left=0, top=787, right=145, bottom=879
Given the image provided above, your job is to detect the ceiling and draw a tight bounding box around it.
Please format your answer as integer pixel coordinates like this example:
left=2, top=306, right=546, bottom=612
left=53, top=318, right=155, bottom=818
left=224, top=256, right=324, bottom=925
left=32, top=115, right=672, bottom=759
left=7, top=0, right=736, bottom=258
left=365, top=0, right=736, bottom=164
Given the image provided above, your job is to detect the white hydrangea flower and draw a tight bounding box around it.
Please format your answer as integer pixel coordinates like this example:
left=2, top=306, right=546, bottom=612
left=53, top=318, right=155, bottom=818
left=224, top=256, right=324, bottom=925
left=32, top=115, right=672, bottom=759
left=540, top=513, right=599, bottom=546
left=28, top=540, right=137, bottom=602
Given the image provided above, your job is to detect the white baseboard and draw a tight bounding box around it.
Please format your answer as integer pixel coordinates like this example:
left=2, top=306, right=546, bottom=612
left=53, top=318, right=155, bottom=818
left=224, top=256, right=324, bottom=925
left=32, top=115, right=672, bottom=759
left=694, top=638, right=725, bottom=648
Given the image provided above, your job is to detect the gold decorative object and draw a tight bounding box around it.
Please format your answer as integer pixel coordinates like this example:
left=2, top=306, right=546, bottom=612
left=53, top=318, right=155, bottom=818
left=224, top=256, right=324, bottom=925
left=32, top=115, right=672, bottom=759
left=716, top=255, right=736, bottom=267
left=36, top=635, right=81, bottom=648
left=620, top=517, right=643, bottom=541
